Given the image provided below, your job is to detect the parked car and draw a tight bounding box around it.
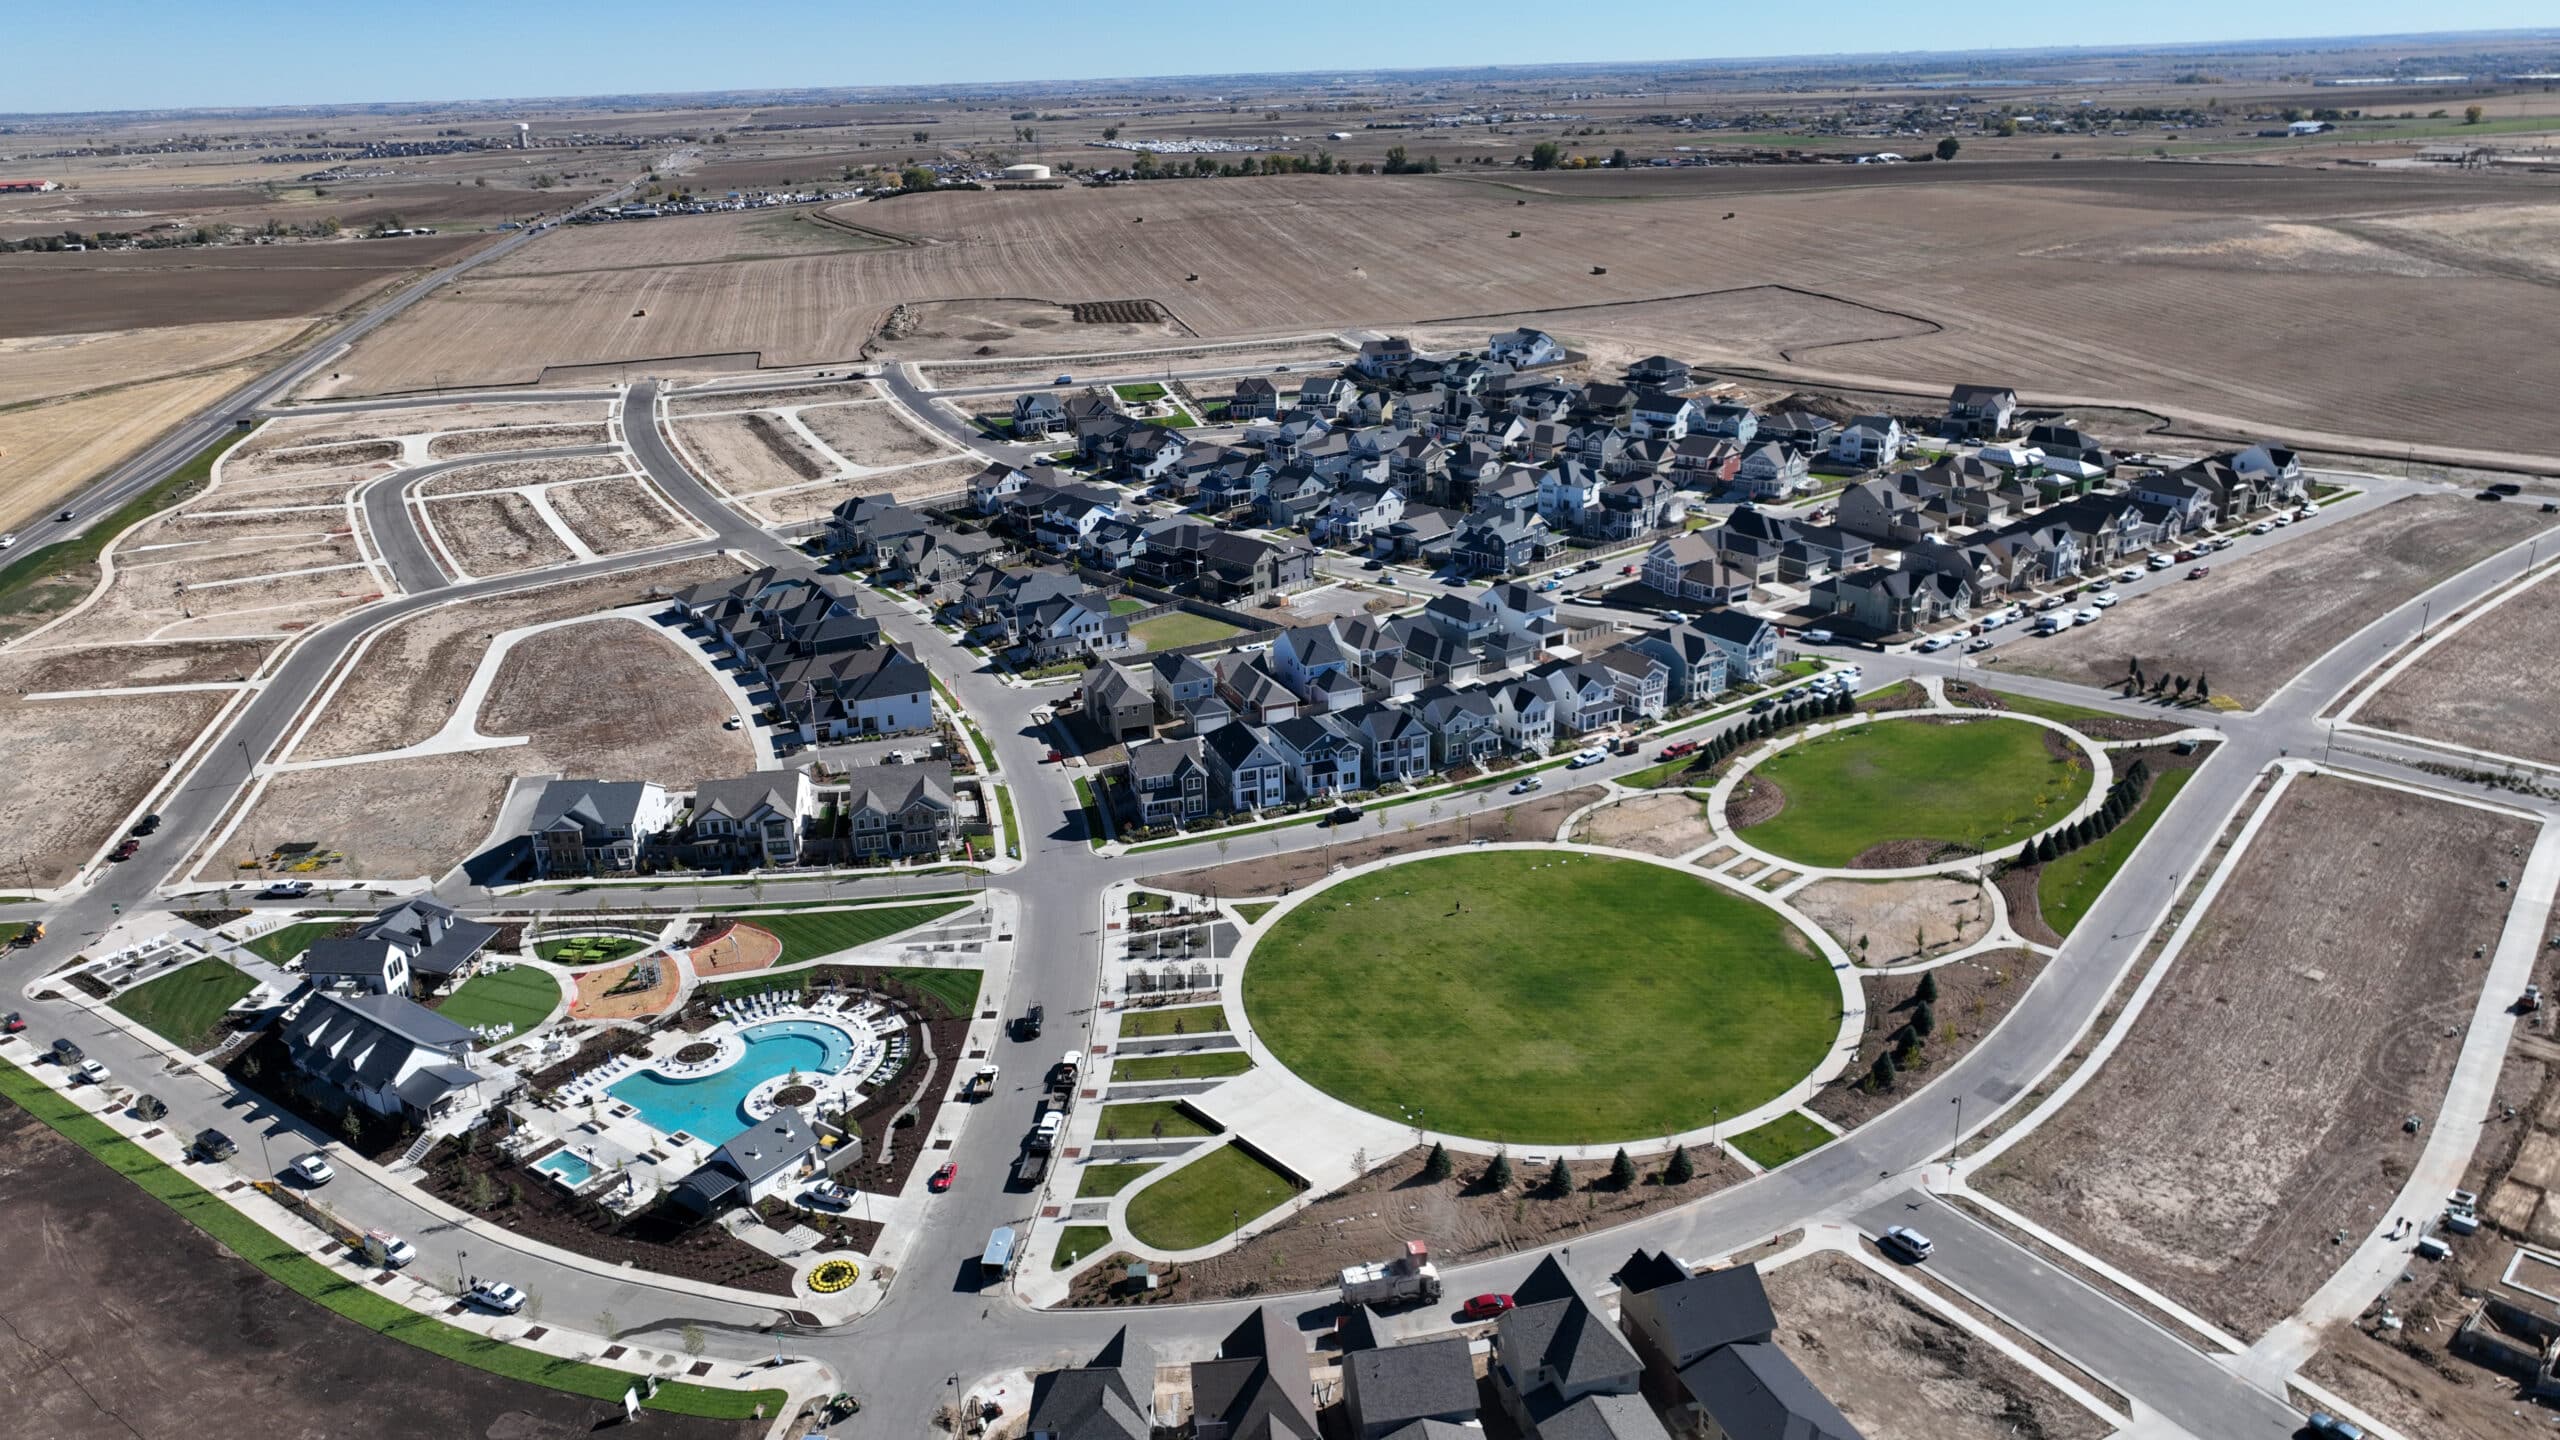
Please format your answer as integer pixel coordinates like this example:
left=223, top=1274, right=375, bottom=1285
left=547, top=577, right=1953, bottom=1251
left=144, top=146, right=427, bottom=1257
left=1800, top=628, right=1836, bottom=644
left=1966, top=638, right=1994, bottom=652
left=2250, top=520, right=2276, bottom=534
left=367, top=1232, right=418, bottom=1269
left=2188, top=566, right=2211, bottom=580
left=1012, top=1005, right=1045, bottom=1041
left=1458, top=1293, right=1516, bottom=1321
left=261, top=880, right=314, bottom=898
left=1880, top=1226, right=1935, bottom=1262
left=1656, top=609, right=1686, bottom=623
left=2114, top=566, right=2144, bottom=583
left=929, top=1162, right=959, bottom=1193
left=802, top=1182, right=853, bottom=1211
left=2090, top=591, right=2120, bottom=608
left=188, top=1129, right=238, bottom=1162
left=2272, top=514, right=2293, bottom=527
left=1325, top=805, right=1364, bottom=826
left=2147, top=553, right=2174, bottom=570
left=466, top=1281, right=528, bottom=1314
left=74, top=1059, right=110, bottom=1085
left=2302, top=1414, right=2366, bottom=1440
left=1915, top=635, right=1951, bottom=653
left=2072, top=608, right=2102, bottom=627
left=110, top=838, right=140, bottom=861
left=1567, top=746, right=1608, bottom=768
left=1508, top=775, right=1544, bottom=795
left=288, top=1152, right=336, bottom=1187
left=1656, top=741, right=1700, bottom=762
left=2037, top=593, right=2069, bottom=611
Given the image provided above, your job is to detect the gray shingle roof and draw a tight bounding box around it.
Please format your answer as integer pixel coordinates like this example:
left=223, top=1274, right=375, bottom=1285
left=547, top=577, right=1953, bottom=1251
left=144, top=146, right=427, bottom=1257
left=1680, top=1341, right=1861, bottom=1440
left=1346, top=1337, right=1477, bottom=1433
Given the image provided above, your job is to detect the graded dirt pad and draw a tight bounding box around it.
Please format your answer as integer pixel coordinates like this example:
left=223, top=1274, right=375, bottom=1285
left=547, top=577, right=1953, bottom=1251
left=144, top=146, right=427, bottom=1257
left=421, top=492, right=577, bottom=577
left=290, top=554, right=744, bottom=760
left=5, top=638, right=271, bottom=691
left=1764, top=1252, right=2110, bottom=1440
left=0, top=683, right=226, bottom=884
left=735, top=455, right=984, bottom=525
left=0, top=1100, right=754, bottom=1440
left=1981, top=775, right=2535, bottom=1338
left=568, top=956, right=682, bottom=1019
left=258, top=399, right=617, bottom=447
left=424, top=422, right=612, bottom=460
left=671, top=413, right=833, bottom=496
left=545, top=475, right=704, bottom=554
left=35, top=547, right=379, bottom=652
left=795, top=400, right=950, bottom=469
left=486, top=207, right=903, bottom=277
left=871, top=298, right=1188, bottom=362
left=664, top=379, right=877, bottom=417
left=1995, top=497, right=2557, bottom=708
left=228, top=436, right=402, bottom=481
left=476, top=618, right=753, bottom=779
left=0, top=363, right=265, bottom=535
left=1149, top=785, right=1605, bottom=897
left=0, top=317, right=309, bottom=407
left=413, top=451, right=630, bottom=498
left=2353, top=565, right=2560, bottom=767
left=1812, top=949, right=2046, bottom=1133
left=227, top=752, right=515, bottom=879
left=1791, top=876, right=1993, bottom=966
left=1568, top=791, right=1714, bottom=856
left=689, top=922, right=783, bottom=977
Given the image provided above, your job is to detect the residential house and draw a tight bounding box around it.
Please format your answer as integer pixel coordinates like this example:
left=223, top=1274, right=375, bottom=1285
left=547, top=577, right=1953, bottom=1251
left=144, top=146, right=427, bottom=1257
left=1483, top=581, right=1567, bottom=651
left=2127, top=467, right=2222, bottom=531
left=1149, top=651, right=1219, bottom=724
left=1828, top=414, right=1905, bottom=469
left=823, top=495, right=933, bottom=570
left=1294, top=375, right=1356, bottom=419
left=1833, top=477, right=1935, bottom=546
left=969, top=462, right=1032, bottom=515
left=1084, top=659, right=1158, bottom=740
left=1689, top=608, right=1780, bottom=684
left=1456, top=511, right=1555, bottom=577
left=669, top=1108, right=822, bottom=1216
left=1488, top=327, right=1567, bottom=367
left=1974, top=519, right=2082, bottom=592
left=1012, top=391, right=1068, bottom=435
left=1616, top=1250, right=1862, bottom=1440
left=1015, top=589, right=1132, bottom=664
left=1415, top=685, right=1503, bottom=767
left=2046, top=493, right=2168, bottom=565
left=1341, top=1326, right=1480, bottom=1440
left=1355, top=336, right=1417, bottom=379
left=1642, top=533, right=1753, bottom=607
left=1318, top=480, right=1407, bottom=546
left=1190, top=1307, right=1320, bottom=1440
left=1345, top=703, right=1435, bottom=784
left=1813, top=564, right=1973, bottom=636
left=1268, top=716, right=1364, bottom=798
left=1262, top=465, right=1336, bottom=530
left=835, top=761, right=957, bottom=859
left=1126, top=737, right=1211, bottom=829
left=1271, top=622, right=1355, bottom=699
left=1217, top=655, right=1302, bottom=726
left=527, top=779, right=679, bottom=877
left=685, top=770, right=817, bottom=869
left=674, top=567, right=879, bottom=683
left=277, top=989, right=484, bottom=1122
left=1694, top=402, right=1758, bottom=446
left=1375, top=504, right=1461, bottom=565
left=1538, top=661, right=1626, bottom=734
left=1026, top=1328, right=1153, bottom=1440
left=1204, top=723, right=1291, bottom=812
left=1630, top=389, right=1699, bottom=441
left=1593, top=475, right=1674, bottom=540
left=1629, top=624, right=1733, bottom=705
left=1229, top=376, right=1282, bottom=421
left=1736, top=442, right=1811, bottom=499
left=1945, top=382, right=2020, bottom=439
left=1540, top=459, right=1607, bottom=532
left=1493, top=679, right=1557, bottom=755
left=1491, top=1256, right=1661, bottom=1440
left=2025, top=421, right=2112, bottom=473
left=1625, top=355, right=1693, bottom=387
left=1590, top=645, right=1671, bottom=721
left=1756, top=410, right=1839, bottom=456
left=771, top=642, right=935, bottom=740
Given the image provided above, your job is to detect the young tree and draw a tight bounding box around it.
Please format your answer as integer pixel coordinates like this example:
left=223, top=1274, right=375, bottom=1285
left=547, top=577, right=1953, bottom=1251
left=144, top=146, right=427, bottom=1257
left=2193, top=674, right=2209, bottom=704
left=1541, top=1155, right=1576, bottom=1198
left=1423, top=1142, right=1453, bottom=1182
left=2465, top=104, right=2486, bottom=125
left=1664, top=1143, right=1695, bottom=1184
left=1916, top=969, right=1939, bottom=1004
left=1869, top=1050, right=1899, bottom=1090
left=1530, top=140, right=1563, bottom=170
left=1608, top=1147, right=1638, bottom=1190
left=1912, top=1000, right=1936, bottom=1036
left=1483, top=1150, right=1514, bottom=1190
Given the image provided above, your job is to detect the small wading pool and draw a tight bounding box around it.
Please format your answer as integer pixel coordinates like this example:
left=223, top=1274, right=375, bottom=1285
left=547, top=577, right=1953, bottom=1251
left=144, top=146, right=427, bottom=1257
left=608, top=1019, right=858, bottom=1145
left=532, top=1149, right=596, bottom=1186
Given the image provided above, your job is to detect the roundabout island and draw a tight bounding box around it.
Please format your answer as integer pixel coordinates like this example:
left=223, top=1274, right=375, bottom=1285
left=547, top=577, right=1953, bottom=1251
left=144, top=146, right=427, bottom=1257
left=1238, top=849, right=1845, bottom=1147
left=1731, top=712, right=2097, bottom=869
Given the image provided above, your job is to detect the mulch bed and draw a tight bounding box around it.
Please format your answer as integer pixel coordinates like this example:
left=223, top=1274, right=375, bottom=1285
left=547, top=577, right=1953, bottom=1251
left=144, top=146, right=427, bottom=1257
left=771, top=1084, right=818, bottom=1109
left=674, top=1041, right=720, bottom=1065
left=1996, top=865, right=2064, bottom=947
left=834, top=1012, right=968, bottom=1197
left=1944, top=681, right=2188, bottom=742
left=418, top=1132, right=793, bottom=1296
left=175, top=908, right=249, bottom=929
left=1809, top=948, right=2047, bottom=1131
left=1727, top=775, right=1785, bottom=830
left=1860, top=681, right=1931, bottom=712
left=1845, top=838, right=1972, bottom=870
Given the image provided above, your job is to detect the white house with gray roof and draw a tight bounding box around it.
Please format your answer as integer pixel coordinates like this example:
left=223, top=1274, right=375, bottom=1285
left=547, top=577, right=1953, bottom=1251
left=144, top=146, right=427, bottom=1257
left=685, top=770, right=817, bottom=869
left=278, top=989, right=485, bottom=1122
left=527, top=779, right=679, bottom=877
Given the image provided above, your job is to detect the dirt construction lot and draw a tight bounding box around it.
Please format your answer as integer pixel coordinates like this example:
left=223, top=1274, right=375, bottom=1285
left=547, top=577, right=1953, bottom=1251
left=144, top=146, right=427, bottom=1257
left=546, top=475, right=705, bottom=554
left=1980, top=773, right=2536, bottom=1339
left=1995, top=496, right=2556, bottom=708
left=421, top=492, right=577, bottom=577
left=670, top=412, right=831, bottom=496
left=0, top=680, right=227, bottom=885
left=796, top=400, right=951, bottom=469
left=1765, top=1252, right=2110, bottom=1440
left=1568, top=792, right=1715, bottom=857
left=2350, top=564, right=2560, bottom=768
left=0, top=1095, right=755, bottom=1440
left=1792, top=876, right=1994, bottom=967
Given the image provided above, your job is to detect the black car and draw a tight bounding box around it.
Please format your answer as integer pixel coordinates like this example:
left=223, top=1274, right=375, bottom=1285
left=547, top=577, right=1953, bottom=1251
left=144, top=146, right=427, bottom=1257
left=131, top=813, right=161, bottom=837
left=1013, top=1005, right=1045, bottom=1041
left=1326, top=805, right=1364, bottom=827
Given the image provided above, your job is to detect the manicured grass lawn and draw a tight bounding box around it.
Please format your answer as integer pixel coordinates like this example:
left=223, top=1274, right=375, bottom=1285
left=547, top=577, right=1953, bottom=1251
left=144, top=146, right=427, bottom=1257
left=706, top=965, right=981, bottom=1017
left=1231, top=901, right=1276, bottom=924
left=1052, top=1224, right=1113, bottom=1269
left=1110, top=1050, right=1252, bottom=1083
left=2038, top=767, right=2198, bottom=936
left=434, top=966, right=563, bottom=1034
left=757, top=902, right=971, bottom=965
left=994, top=785, right=1020, bottom=859
left=0, top=1059, right=780, bottom=1419
left=1077, top=1162, right=1158, bottom=1197
left=1243, top=852, right=1840, bottom=1144
left=1095, top=1100, right=1217, bottom=1140
left=1112, top=382, right=1168, bottom=403
left=1964, top=689, right=2125, bottom=730
left=1130, top=611, right=1248, bottom=651
left=532, top=935, right=648, bottom=965
left=239, top=921, right=340, bottom=966
left=1128, top=891, right=1172, bottom=913
left=1118, top=1004, right=1228, bottom=1038
left=1122, top=1144, right=1299, bottom=1250
left=112, top=959, right=257, bottom=1052
left=1729, top=1111, right=1834, bottom=1170
left=1107, top=596, right=1145, bottom=616
left=1741, top=716, right=2091, bottom=868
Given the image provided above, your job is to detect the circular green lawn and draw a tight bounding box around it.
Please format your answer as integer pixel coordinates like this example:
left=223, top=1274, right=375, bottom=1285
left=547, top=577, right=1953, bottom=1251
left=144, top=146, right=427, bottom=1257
left=1737, top=715, right=2091, bottom=869
left=1239, top=851, right=1840, bottom=1146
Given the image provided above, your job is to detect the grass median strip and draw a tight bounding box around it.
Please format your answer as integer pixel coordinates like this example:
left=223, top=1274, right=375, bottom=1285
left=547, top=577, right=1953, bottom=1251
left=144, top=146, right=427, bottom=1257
left=1115, top=1004, right=1228, bottom=1038
left=1076, top=1162, right=1157, bottom=1198
left=1110, top=1050, right=1252, bottom=1083
left=0, top=1056, right=779, bottom=1419
left=1095, top=1100, right=1217, bottom=1140
left=1052, top=1224, right=1113, bottom=1270
left=756, top=902, right=971, bottom=965
left=2037, top=768, right=2198, bottom=937
left=111, top=958, right=259, bottom=1053
left=1123, top=1144, right=1300, bottom=1251
left=1728, top=1110, right=1834, bottom=1170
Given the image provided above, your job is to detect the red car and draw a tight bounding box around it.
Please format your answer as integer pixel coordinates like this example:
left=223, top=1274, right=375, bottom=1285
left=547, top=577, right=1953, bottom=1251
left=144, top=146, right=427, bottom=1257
left=1458, top=1293, right=1515, bottom=1321
left=109, top=839, right=140, bottom=861
left=2187, top=566, right=2211, bottom=580
left=928, top=1162, right=958, bottom=1192
left=1044, top=749, right=1066, bottom=764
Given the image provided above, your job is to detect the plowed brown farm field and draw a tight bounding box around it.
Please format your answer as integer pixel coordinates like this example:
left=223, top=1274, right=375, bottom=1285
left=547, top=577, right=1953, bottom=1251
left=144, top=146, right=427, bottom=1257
left=307, top=169, right=2560, bottom=457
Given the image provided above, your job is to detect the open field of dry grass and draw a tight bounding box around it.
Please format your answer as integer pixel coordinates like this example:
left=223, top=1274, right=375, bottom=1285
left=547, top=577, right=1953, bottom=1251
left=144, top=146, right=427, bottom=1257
left=0, top=664, right=229, bottom=885
left=485, top=207, right=900, bottom=276
left=424, top=421, right=611, bottom=459
left=0, top=364, right=265, bottom=536
left=413, top=452, right=628, bottom=497
left=5, top=638, right=271, bottom=691
left=1981, top=774, right=2534, bottom=1339
left=797, top=400, right=950, bottom=468
left=2350, top=564, right=2560, bottom=767
left=1994, top=496, right=2556, bottom=707
left=260, top=398, right=615, bottom=447
left=421, top=492, right=577, bottom=577
left=302, top=168, right=2560, bottom=457
left=546, top=475, right=704, bottom=553
left=0, top=319, right=309, bottom=408
left=287, top=554, right=741, bottom=760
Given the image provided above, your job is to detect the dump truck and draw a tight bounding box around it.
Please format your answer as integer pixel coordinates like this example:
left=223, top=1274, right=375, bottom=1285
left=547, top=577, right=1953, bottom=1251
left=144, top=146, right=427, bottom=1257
left=1009, top=1148, right=1050, bottom=1189
left=1339, top=1240, right=1443, bottom=1308
left=961, top=1063, right=999, bottom=1101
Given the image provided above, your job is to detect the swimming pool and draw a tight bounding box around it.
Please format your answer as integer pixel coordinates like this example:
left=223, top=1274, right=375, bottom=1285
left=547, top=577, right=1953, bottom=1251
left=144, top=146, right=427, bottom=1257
left=533, top=1149, right=596, bottom=1186
left=609, top=1020, right=857, bottom=1145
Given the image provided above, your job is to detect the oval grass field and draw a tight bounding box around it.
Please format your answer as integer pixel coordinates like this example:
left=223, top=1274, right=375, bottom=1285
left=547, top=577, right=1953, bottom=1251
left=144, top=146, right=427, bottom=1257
left=1738, top=715, right=2091, bottom=869
left=1239, top=851, right=1839, bottom=1146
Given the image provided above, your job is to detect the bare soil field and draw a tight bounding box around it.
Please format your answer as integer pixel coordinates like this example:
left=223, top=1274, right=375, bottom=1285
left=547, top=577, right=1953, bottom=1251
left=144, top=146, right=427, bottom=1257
left=1765, top=1252, right=2110, bottom=1440
left=1812, top=950, right=2045, bottom=1133
left=736, top=455, right=983, bottom=524
left=4, top=638, right=271, bottom=691
left=1568, top=792, right=1714, bottom=856
left=546, top=475, right=704, bottom=554
left=227, top=438, right=401, bottom=482
left=0, top=364, right=265, bottom=535
left=690, top=922, right=782, bottom=977
left=872, top=298, right=1187, bottom=361
left=289, top=554, right=743, bottom=760
left=796, top=400, right=950, bottom=468
left=918, top=336, right=1352, bottom=390
left=1792, top=876, right=1993, bottom=966
left=1980, top=775, right=2534, bottom=1339
left=0, top=680, right=225, bottom=884
left=670, top=412, right=832, bottom=496
left=0, top=1100, right=755, bottom=1440
left=224, top=754, right=519, bottom=891
left=664, top=379, right=877, bottom=417
left=0, top=234, right=491, bottom=338
left=421, top=493, right=577, bottom=577
left=424, top=422, right=611, bottom=459
left=486, top=207, right=903, bottom=277
left=259, top=399, right=615, bottom=447
left=306, top=170, right=2560, bottom=457
left=0, top=318, right=309, bottom=408
left=413, top=452, right=629, bottom=498
left=1150, top=785, right=1604, bottom=896
left=1993, top=496, right=2557, bottom=708
left=2351, top=565, right=2560, bottom=767
left=35, top=520, right=380, bottom=652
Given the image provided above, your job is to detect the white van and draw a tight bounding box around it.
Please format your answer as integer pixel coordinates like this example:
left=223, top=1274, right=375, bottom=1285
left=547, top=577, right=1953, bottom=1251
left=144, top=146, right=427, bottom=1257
left=2032, top=614, right=2066, bottom=636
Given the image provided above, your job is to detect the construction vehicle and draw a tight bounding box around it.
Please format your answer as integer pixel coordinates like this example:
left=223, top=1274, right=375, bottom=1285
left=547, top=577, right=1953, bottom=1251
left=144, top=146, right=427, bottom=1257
left=961, top=1063, right=999, bottom=1101
left=1009, top=1148, right=1050, bottom=1189
left=1338, top=1240, right=1443, bottom=1309
left=10, top=920, right=44, bottom=948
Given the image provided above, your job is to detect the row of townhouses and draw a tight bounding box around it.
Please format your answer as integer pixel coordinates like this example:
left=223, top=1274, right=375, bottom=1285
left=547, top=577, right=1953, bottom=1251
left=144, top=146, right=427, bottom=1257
left=672, top=567, right=934, bottom=743
left=522, top=765, right=960, bottom=876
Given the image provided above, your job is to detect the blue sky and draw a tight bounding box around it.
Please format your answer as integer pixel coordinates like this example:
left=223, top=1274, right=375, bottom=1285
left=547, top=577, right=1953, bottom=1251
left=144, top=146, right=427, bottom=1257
left=10, top=3, right=2551, bottom=114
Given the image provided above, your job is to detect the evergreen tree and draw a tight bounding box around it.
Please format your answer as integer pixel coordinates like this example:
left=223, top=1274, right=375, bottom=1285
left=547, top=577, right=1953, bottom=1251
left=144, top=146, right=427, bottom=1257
left=2194, top=674, right=2209, bottom=704
left=1913, top=1000, right=1935, bottom=1036
left=1870, top=1050, right=1899, bottom=1090
left=1541, top=1154, right=1575, bottom=1198
left=1483, top=1150, right=1513, bottom=1190
left=1916, top=970, right=1938, bottom=1004
left=2032, top=834, right=2054, bottom=864
left=1892, top=1023, right=1919, bottom=1059
left=1423, top=1142, right=1452, bottom=1182
left=1664, top=1143, right=1695, bottom=1185
left=1608, top=1147, right=1638, bottom=1191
